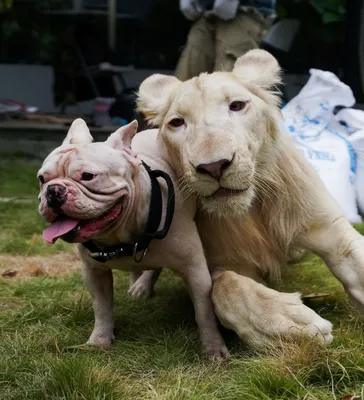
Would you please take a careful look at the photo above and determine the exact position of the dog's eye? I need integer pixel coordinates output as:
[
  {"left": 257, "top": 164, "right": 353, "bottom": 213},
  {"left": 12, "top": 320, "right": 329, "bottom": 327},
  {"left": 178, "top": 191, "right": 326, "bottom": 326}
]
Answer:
[
  {"left": 38, "top": 175, "right": 45, "bottom": 184},
  {"left": 168, "top": 118, "right": 185, "bottom": 128},
  {"left": 81, "top": 172, "right": 94, "bottom": 181},
  {"left": 229, "top": 101, "right": 247, "bottom": 112}
]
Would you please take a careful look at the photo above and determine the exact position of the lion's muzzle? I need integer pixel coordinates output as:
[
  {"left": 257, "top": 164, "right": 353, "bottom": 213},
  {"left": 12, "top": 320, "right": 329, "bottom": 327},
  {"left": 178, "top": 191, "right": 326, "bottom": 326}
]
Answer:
[{"left": 196, "top": 157, "right": 233, "bottom": 180}]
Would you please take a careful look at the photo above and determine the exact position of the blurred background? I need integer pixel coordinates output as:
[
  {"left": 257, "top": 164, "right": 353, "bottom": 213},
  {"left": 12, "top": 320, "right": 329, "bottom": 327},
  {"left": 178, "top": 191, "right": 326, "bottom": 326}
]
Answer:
[{"left": 0, "top": 0, "right": 361, "bottom": 157}]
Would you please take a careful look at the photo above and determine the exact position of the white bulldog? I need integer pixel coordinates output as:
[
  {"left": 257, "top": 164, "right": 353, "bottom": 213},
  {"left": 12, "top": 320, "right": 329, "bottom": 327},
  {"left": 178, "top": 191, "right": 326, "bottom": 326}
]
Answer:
[{"left": 37, "top": 118, "right": 228, "bottom": 358}]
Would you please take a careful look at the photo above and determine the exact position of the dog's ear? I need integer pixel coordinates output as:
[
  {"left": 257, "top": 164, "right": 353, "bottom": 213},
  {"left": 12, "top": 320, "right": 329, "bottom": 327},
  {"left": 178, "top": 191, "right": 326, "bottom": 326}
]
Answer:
[
  {"left": 137, "top": 74, "right": 180, "bottom": 126},
  {"left": 233, "top": 49, "right": 281, "bottom": 91},
  {"left": 62, "top": 118, "right": 94, "bottom": 145},
  {"left": 105, "top": 120, "right": 138, "bottom": 157}
]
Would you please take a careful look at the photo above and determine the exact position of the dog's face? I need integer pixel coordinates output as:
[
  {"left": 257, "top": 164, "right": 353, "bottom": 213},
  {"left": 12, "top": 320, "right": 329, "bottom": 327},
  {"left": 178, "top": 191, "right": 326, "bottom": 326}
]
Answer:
[
  {"left": 138, "top": 50, "right": 282, "bottom": 215},
  {"left": 38, "top": 119, "right": 140, "bottom": 243}
]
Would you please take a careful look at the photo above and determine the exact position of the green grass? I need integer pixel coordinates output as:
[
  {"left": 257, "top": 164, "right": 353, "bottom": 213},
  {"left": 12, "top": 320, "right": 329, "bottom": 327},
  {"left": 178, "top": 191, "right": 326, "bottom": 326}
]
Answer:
[
  {"left": 0, "top": 154, "right": 40, "bottom": 198},
  {"left": 0, "top": 201, "right": 72, "bottom": 255},
  {"left": 1, "top": 257, "right": 364, "bottom": 400},
  {"left": 0, "top": 156, "right": 364, "bottom": 399}
]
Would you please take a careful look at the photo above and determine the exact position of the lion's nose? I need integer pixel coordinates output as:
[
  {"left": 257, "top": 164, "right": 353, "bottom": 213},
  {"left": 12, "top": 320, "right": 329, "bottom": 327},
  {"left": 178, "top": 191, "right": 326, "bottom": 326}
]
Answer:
[
  {"left": 46, "top": 184, "right": 67, "bottom": 209},
  {"left": 196, "top": 158, "right": 232, "bottom": 179}
]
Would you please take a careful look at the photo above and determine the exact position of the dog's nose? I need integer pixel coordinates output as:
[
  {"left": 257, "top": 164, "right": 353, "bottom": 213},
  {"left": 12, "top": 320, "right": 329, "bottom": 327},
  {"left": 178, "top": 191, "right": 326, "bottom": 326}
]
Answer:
[
  {"left": 196, "top": 158, "right": 232, "bottom": 179},
  {"left": 46, "top": 184, "right": 67, "bottom": 209}
]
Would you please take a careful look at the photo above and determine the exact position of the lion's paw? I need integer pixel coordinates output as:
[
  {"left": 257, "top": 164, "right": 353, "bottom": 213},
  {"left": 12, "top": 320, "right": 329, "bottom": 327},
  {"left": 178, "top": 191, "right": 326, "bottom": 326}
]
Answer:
[
  {"left": 273, "top": 293, "right": 333, "bottom": 344},
  {"left": 212, "top": 272, "right": 333, "bottom": 349}
]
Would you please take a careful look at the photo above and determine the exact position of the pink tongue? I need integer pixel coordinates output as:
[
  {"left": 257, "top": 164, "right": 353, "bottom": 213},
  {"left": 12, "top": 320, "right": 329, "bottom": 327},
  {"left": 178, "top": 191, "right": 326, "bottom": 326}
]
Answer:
[{"left": 43, "top": 217, "right": 79, "bottom": 244}]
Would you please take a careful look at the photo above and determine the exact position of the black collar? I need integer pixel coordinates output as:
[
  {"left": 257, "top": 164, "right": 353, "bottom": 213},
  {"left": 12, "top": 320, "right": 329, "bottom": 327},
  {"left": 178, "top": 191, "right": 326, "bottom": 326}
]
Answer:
[{"left": 82, "top": 161, "right": 175, "bottom": 263}]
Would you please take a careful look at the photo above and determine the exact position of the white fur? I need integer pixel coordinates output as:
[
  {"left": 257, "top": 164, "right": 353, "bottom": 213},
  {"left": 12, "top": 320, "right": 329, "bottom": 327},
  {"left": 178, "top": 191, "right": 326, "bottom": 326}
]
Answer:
[
  {"left": 38, "top": 121, "right": 228, "bottom": 358},
  {"left": 137, "top": 49, "right": 364, "bottom": 347}
]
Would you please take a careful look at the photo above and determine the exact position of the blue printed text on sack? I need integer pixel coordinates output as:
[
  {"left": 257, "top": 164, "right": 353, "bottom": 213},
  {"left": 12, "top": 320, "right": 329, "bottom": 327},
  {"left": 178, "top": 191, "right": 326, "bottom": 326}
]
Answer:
[{"left": 297, "top": 148, "right": 336, "bottom": 162}]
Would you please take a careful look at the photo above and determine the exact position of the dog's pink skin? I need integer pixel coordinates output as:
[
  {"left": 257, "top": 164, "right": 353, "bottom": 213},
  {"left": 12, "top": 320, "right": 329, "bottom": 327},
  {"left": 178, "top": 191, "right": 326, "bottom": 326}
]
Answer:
[
  {"left": 37, "top": 119, "right": 228, "bottom": 358},
  {"left": 39, "top": 150, "right": 130, "bottom": 220}
]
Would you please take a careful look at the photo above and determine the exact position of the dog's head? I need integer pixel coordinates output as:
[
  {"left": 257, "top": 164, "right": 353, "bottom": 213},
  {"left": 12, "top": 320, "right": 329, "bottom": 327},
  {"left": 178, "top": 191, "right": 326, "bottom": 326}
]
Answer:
[
  {"left": 38, "top": 119, "right": 140, "bottom": 243},
  {"left": 138, "top": 49, "right": 282, "bottom": 215}
]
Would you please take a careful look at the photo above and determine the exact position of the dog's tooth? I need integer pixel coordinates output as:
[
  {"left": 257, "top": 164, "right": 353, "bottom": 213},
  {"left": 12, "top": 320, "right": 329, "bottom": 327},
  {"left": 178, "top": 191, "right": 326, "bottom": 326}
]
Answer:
[{"left": 77, "top": 226, "right": 81, "bottom": 231}]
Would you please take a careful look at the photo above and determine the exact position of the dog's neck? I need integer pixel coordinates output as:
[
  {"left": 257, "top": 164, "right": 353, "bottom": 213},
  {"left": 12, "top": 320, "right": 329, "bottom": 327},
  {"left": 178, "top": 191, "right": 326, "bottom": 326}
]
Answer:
[
  {"left": 123, "top": 163, "right": 152, "bottom": 240},
  {"left": 94, "top": 162, "right": 152, "bottom": 246}
]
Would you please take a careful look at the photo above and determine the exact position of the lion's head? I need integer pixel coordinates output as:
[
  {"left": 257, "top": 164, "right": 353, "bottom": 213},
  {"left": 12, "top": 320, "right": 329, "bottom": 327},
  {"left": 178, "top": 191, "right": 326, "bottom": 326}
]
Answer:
[{"left": 138, "top": 50, "right": 283, "bottom": 215}]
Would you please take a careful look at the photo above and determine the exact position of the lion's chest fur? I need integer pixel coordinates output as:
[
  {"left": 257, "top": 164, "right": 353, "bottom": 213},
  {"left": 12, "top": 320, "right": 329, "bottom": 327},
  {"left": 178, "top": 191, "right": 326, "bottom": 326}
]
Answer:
[{"left": 196, "top": 204, "right": 285, "bottom": 281}]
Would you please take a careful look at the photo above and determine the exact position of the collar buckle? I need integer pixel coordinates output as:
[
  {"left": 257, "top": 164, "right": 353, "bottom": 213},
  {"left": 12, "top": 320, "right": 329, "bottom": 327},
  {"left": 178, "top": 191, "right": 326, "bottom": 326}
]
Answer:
[{"left": 133, "top": 242, "right": 148, "bottom": 263}]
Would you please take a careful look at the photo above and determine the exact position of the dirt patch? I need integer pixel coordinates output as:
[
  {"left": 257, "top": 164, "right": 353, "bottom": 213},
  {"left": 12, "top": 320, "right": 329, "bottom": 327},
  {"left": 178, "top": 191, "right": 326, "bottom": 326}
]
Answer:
[
  {"left": 0, "top": 251, "right": 81, "bottom": 280},
  {"left": 0, "top": 298, "right": 24, "bottom": 311}
]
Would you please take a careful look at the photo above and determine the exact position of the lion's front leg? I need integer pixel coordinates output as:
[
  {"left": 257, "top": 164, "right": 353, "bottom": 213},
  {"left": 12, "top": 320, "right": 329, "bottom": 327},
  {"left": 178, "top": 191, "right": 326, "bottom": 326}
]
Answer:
[
  {"left": 212, "top": 270, "right": 333, "bottom": 347},
  {"left": 304, "top": 217, "right": 364, "bottom": 314}
]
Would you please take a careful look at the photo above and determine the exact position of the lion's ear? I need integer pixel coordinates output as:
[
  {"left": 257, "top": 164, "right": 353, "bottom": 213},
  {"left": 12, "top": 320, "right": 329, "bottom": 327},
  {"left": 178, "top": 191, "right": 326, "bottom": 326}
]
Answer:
[
  {"left": 137, "top": 74, "right": 181, "bottom": 126},
  {"left": 233, "top": 49, "right": 281, "bottom": 90}
]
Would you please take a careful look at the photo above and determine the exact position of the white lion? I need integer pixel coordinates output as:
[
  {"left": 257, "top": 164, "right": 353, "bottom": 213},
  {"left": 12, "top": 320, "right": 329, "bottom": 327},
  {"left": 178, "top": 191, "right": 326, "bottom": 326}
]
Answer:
[{"left": 136, "top": 49, "right": 364, "bottom": 348}]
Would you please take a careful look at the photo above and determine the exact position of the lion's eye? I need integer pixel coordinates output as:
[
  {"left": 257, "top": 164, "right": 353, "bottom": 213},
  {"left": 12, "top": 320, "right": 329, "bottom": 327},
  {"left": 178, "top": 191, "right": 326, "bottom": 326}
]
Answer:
[
  {"left": 169, "top": 118, "right": 185, "bottom": 128},
  {"left": 81, "top": 172, "right": 94, "bottom": 181},
  {"left": 229, "top": 101, "right": 247, "bottom": 112},
  {"left": 38, "top": 175, "right": 45, "bottom": 184}
]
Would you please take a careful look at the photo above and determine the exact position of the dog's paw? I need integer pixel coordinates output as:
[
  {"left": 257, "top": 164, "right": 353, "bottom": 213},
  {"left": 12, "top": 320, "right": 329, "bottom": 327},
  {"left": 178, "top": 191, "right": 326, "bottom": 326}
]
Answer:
[
  {"left": 86, "top": 331, "right": 115, "bottom": 347},
  {"left": 202, "top": 334, "right": 230, "bottom": 360},
  {"left": 128, "top": 279, "right": 154, "bottom": 298},
  {"left": 204, "top": 342, "right": 230, "bottom": 360}
]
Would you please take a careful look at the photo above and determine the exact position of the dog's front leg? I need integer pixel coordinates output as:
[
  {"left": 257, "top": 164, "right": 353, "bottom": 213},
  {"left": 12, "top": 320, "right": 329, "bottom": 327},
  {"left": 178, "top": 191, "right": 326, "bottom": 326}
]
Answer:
[
  {"left": 183, "top": 266, "right": 229, "bottom": 359},
  {"left": 82, "top": 262, "right": 115, "bottom": 346}
]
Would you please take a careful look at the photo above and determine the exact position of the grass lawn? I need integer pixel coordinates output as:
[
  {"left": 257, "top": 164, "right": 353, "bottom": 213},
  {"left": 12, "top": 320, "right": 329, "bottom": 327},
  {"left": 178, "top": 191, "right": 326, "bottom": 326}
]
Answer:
[
  {"left": 0, "top": 153, "right": 41, "bottom": 198},
  {"left": 0, "top": 155, "right": 364, "bottom": 399}
]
